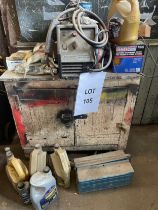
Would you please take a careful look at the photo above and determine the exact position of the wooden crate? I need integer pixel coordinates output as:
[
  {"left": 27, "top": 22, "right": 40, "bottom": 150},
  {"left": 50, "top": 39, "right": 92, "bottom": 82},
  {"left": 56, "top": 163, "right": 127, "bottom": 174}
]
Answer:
[{"left": 0, "top": 71, "right": 140, "bottom": 154}]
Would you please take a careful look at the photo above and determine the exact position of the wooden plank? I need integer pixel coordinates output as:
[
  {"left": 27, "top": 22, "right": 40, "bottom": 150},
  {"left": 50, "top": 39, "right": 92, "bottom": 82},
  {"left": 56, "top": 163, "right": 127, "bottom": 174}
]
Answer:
[
  {"left": 141, "top": 55, "right": 158, "bottom": 124},
  {"left": 75, "top": 87, "right": 128, "bottom": 147},
  {"left": 74, "top": 150, "right": 130, "bottom": 168},
  {"left": 0, "top": 10, "right": 8, "bottom": 57},
  {"left": 132, "top": 45, "right": 158, "bottom": 124},
  {"left": 0, "top": 0, "right": 20, "bottom": 52},
  {"left": 77, "top": 161, "right": 134, "bottom": 181},
  {"left": 23, "top": 144, "right": 118, "bottom": 157},
  {"left": 0, "top": 70, "right": 140, "bottom": 83},
  {"left": 119, "top": 88, "right": 137, "bottom": 149}
]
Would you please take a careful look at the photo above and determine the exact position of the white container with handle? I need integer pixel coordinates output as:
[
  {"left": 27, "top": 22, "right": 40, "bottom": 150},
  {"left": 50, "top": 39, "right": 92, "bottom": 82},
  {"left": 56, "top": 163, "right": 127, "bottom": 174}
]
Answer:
[{"left": 30, "top": 166, "right": 57, "bottom": 210}]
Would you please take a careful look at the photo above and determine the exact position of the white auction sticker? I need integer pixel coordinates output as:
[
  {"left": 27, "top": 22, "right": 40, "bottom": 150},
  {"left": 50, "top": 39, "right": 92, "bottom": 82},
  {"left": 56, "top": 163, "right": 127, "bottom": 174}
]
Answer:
[{"left": 74, "top": 72, "right": 106, "bottom": 116}]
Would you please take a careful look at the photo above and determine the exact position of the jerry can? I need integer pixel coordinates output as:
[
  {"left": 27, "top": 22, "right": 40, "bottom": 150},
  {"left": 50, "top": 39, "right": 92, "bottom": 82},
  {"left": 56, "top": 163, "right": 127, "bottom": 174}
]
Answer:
[
  {"left": 50, "top": 144, "right": 71, "bottom": 188},
  {"left": 30, "top": 166, "right": 57, "bottom": 210},
  {"left": 5, "top": 147, "right": 29, "bottom": 190},
  {"left": 29, "top": 144, "right": 46, "bottom": 176},
  {"left": 108, "top": 0, "right": 140, "bottom": 44}
]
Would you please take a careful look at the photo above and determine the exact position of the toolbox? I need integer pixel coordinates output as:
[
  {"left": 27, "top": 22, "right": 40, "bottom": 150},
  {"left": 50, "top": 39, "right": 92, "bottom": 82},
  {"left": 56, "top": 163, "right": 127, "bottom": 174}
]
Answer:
[{"left": 74, "top": 150, "right": 134, "bottom": 193}]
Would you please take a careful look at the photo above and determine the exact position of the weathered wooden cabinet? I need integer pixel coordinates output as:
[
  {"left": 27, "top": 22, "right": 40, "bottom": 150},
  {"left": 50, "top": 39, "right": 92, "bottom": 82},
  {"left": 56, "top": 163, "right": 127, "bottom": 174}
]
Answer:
[{"left": 1, "top": 71, "right": 140, "bottom": 154}]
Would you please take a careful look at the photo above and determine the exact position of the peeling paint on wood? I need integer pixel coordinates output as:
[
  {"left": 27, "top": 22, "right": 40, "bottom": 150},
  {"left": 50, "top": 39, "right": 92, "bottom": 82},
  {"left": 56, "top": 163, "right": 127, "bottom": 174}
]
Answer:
[
  {"left": 9, "top": 98, "right": 26, "bottom": 145},
  {"left": 2, "top": 71, "right": 140, "bottom": 151}
]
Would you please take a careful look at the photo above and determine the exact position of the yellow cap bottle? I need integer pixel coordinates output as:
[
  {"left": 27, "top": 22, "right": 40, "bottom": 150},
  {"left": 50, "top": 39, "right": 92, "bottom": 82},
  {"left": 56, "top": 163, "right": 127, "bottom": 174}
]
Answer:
[{"left": 108, "top": 0, "right": 140, "bottom": 45}]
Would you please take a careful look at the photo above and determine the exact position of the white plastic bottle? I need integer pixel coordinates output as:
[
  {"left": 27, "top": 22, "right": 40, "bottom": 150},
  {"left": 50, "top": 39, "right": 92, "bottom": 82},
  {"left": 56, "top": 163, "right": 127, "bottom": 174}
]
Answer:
[
  {"left": 30, "top": 166, "right": 57, "bottom": 210},
  {"left": 29, "top": 144, "right": 46, "bottom": 176}
]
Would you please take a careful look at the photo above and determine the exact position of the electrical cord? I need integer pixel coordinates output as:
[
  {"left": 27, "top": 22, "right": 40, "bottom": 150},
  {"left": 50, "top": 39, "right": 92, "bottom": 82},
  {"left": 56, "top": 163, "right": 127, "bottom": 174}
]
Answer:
[
  {"left": 72, "top": 8, "right": 109, "bottom": 48},
  {"left": 89, "top": 44, "right": 112, "bottom": 72},
  {"left": 72, "top": 8, "right": 112, "bottom": 71}
]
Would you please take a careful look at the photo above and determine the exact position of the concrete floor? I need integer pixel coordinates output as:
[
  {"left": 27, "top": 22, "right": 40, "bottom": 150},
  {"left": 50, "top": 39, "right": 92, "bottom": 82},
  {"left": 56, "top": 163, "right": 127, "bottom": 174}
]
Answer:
[{"left": 0, "top": 125, "right": 158, "bottom": 210}]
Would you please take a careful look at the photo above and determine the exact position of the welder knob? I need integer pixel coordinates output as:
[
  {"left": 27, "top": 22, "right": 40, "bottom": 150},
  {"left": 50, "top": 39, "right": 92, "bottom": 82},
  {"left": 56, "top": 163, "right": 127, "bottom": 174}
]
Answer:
[
  {"left": 62, "top": 43, "right": 67, "bottom": 50},
  {"left": 71, "top": 32, "right": 77, "bottom": 37},
  {"left": 72, "top": 41, "right": 78, "bottom": 49}
]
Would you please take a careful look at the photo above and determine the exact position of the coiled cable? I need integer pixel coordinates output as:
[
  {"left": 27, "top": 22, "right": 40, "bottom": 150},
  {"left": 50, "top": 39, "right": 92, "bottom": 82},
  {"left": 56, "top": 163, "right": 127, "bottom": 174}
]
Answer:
[{"left": 72, "top": 8, "right": 109, "bottom": 48}]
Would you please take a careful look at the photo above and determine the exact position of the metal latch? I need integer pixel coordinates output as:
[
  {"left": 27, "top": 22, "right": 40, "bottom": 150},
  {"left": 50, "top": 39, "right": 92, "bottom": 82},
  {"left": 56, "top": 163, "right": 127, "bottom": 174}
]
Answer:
[{"left": 57, "top": 109, "right": 87, "bottom": 128}]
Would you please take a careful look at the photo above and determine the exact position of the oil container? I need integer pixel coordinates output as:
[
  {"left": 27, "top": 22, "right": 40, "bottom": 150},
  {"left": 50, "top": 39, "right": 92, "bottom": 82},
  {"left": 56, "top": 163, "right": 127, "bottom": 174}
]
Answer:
[
  {"left": 30, "top": 166, "right": 57, "bottom": 210},
  {"left": 5, "top": 147, "right": 29, "bottom": 190},
  {"left": 108, "top": 0, "right": 140, "bottom": 44},
  {"left": 50, "top": 144, "right": 71, "bottom": 188},
  {"left": 17, "top": 181, "right": 31, "bottom": 204},
  {"left": 29, "top": 144, "right": 46, "bottom": 176}
]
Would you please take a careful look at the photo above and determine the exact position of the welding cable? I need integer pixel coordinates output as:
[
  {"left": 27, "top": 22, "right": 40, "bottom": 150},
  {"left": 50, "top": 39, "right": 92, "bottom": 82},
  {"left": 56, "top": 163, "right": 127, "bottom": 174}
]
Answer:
[
  {"left": 72, "top": 8, "right": 108, "bottom": 48},
  {"left": 89, "top": 44, "right": 112, "bottom": 72},
  {"left": 71, "top": 8, "right": 112, "bottom": 70}
]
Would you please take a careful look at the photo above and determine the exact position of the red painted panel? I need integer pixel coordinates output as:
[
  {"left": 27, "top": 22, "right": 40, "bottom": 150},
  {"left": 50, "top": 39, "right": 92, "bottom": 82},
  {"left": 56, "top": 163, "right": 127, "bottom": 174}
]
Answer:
[
  {"left": 124, "top": 107, "right": 134, "bottom": 125},
  {"left": 27, "top": 98, "right": 69, "bottom": 107},
  {"left": 12, "top": 105, "right": 26, "bottom": 146}
]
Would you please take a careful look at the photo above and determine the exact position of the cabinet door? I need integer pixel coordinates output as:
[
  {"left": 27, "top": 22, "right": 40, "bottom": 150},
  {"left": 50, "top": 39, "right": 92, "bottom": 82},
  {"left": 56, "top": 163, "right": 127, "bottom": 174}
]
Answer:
[
  {"left": 75, "top": 87, "right": 135, "bottom": 148},
  {"left": 16, "top": 88, "right": 75, "bottom": 147}
]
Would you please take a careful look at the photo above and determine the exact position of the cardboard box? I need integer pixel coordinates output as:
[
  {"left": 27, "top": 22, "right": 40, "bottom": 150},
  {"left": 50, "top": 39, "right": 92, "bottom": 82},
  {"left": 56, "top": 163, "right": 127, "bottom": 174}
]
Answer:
[
  {"left": 6, "top": 59, "right": 23, "bottom": 71},
  {"left": 112, "top": 45, "right": 145, "bottom": 73}
]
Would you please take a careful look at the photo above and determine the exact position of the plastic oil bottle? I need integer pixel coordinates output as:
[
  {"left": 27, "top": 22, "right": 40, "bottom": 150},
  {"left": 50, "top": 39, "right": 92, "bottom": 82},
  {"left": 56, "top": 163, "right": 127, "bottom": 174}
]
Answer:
[
  {"left": 29, "top": 144, "right": 46, "bottom": 176},
  {"left": 5, "top": 147, "right": 29, "bottom": 190},
  {"left": 50, "top": 144, "right": 71, "bottom": 188},
  {"left": 17, "top": 181, "right": 31, "bottom": 205},
  {"left": 108, "top": 0, "right": 140, "bottom": 44},
  {"left": 30, "top": 166, "right": 57, "bottom": 210}
]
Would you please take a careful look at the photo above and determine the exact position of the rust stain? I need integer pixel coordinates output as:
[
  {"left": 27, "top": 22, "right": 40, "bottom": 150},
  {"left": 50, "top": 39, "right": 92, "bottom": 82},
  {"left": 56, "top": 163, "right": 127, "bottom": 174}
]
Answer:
[{"left": 124, "top": 107, "right": 133, "bottom": 125}]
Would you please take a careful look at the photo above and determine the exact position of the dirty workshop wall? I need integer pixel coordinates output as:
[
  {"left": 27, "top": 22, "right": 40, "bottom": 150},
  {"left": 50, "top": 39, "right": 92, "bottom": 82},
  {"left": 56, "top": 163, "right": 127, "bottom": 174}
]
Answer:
[{"left": 14, "top": 0, "right": 158, "bottom": 42}]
